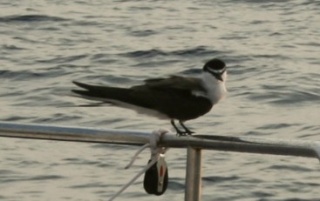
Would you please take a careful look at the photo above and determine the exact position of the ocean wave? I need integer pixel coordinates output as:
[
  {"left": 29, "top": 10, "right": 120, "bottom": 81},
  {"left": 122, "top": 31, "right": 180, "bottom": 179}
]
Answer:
[
  {"left": 36, "top": 54, "right": 88, "bottom": 64},
  {"left": 120, "top": 46, "right": 224, "bottom": 58},
  {"left": 247, "top": 89, "right": 320, "bottom": 106},
  {"left": 0, "top": 14, "right": 68, "bottom": 23}
]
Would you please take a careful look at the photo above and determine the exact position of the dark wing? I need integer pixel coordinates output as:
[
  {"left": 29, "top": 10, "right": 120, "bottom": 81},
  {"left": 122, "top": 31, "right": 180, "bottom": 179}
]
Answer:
[
  {"left": 72, "top": 81, "right": 133, "bottom": 103},
  {"left": 72, "top": 78, "right": 212, "bottom": 121},
  {"left": 131, "top": 76, "right": 212, "bottom": 120}
]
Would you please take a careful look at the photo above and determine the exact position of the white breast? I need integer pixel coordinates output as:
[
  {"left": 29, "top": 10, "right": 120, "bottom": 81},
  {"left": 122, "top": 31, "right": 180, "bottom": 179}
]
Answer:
[{"left": 193, "top": 71, "right": 227, "bottom": 104}]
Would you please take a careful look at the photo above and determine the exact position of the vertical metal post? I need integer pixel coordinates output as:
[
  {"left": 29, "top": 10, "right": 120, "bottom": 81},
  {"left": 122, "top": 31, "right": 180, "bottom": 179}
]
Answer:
[{"left": 185, "top": 147, "right": 202, "bottom": 201}]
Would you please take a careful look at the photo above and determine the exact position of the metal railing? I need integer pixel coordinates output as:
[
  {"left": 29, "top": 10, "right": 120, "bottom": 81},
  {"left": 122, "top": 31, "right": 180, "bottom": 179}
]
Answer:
[{"left": 0, "top": 121, "right": 319, "bottom": 201}]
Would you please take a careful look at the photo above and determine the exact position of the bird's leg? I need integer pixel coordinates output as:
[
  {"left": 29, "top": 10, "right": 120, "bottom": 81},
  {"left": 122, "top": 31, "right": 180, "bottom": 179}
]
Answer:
[
  {"left": 171, "top": 120, "right": 185, "bottom": 136},
  {"left": 179, "top": 121, "right": 194, "bottom": 135}
]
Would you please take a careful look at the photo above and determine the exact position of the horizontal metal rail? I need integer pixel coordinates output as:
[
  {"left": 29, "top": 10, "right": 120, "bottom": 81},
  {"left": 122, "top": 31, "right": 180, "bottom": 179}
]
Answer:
[
  {"left": 0, "top": 121, "right": 319, "bottom": 160},
  {"left": 1, "top": 121, "right": 319, "bottom": 201}
]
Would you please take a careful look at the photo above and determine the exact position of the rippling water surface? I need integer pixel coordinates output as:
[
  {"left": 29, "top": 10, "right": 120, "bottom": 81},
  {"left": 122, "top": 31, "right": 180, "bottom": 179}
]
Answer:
[{"left": 1, "top": 0, "right": 319, "bottom": 200}]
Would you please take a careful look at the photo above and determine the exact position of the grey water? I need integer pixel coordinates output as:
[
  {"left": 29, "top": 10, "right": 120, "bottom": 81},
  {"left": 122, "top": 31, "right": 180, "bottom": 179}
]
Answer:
[{"left": 0, "top": 0, "right": 320, "bottom": 200}]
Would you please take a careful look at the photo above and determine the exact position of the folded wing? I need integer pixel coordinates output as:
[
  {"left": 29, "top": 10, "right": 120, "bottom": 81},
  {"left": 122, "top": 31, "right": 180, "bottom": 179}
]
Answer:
[{"left": 72, "top": 77, "right": 212, "bottom": 121}]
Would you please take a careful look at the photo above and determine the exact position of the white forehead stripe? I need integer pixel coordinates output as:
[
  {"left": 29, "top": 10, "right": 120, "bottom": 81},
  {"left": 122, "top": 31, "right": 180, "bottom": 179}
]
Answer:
[{"left": 208, "top": 68, "right": 226, "bottom": 74}]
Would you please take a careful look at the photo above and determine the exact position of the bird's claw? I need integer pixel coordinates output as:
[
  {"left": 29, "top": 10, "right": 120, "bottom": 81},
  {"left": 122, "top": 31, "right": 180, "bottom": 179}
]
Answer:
[{"left": 176, "top": 130, "right": 194, "bottom": 137}]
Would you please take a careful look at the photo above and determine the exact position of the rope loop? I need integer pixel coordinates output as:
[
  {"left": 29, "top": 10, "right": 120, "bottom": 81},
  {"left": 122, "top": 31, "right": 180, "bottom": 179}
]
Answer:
[{"left": 109, "top": 129, "right": 170, "bottom": 201}]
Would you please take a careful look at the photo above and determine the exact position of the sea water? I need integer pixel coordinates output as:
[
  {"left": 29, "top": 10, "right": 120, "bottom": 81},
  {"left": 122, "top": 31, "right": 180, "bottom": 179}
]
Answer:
[{"left": 0, "top": 0, "right": 319, "bottom": 200}]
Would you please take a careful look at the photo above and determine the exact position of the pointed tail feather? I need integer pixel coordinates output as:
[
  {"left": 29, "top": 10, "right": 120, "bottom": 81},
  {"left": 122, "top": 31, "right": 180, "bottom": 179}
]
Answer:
[
  {"left": 73, "top": 81, "right": 105, "bottom": 91},
  {"left": 72, "top": 81, "right": 131, "bottom": 102},
  {"left": 72, "top": 81, "right": 157, "bottom": 110}
]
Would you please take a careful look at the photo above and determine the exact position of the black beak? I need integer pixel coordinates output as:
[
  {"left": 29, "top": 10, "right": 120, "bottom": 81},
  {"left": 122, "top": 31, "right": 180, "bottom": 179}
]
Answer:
[{"left": 213, "top": 73, "right": 223, "bottom": 81}]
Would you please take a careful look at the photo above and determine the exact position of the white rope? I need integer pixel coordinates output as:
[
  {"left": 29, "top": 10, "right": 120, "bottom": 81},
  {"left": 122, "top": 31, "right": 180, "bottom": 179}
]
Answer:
[
  {"left": 108, "top": 129, "right": 170, "bottom": 201},
  {"left": 124, "top": 144, "right": 150, "bottom": 169}
]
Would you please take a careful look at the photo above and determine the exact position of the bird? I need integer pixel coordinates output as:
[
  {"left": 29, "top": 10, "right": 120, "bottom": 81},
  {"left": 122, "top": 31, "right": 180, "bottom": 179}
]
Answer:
[{"left": 72, "top": 58, "right": 227, "bottom": 136}]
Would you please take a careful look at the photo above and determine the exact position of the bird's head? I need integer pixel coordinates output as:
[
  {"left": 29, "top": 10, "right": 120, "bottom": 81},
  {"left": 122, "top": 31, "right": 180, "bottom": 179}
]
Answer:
[{"left": 203, "top": 58, "right": 226, "bottom": 82}]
